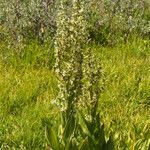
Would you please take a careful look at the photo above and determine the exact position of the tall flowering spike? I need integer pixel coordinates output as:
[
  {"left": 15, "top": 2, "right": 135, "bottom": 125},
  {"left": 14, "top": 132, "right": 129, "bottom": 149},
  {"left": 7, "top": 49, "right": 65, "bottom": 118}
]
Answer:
[
  {"left": 81, "top": 47, "right": 102, "bottom": 120},
  {"left": 54, "top": 0, "right": 89, "bottom": 121}
]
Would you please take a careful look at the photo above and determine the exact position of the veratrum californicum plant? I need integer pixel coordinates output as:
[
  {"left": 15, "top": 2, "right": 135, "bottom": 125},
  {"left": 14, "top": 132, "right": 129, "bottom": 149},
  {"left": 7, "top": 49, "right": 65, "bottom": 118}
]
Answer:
[
  {"left": 54, "top": 0, "right": 88, "bottom": 121},
  {"left": 49, "top": 0, "right": 114, "bottom": 149}
]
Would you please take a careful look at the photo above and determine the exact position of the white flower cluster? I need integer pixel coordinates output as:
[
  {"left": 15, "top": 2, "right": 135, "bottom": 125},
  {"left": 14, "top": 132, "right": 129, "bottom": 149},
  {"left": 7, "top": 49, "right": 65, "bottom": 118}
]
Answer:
[
  {"left": 54, "top": 0, "right": 101, "bottom": 121},
  {"left": 54, "top": 0, "right": 89, "bottom": 119}
]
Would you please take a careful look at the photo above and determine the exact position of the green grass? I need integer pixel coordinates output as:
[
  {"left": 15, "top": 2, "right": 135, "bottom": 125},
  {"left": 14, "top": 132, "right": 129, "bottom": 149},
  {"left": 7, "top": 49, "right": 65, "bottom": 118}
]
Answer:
[
  {"left": 0, "top": 67, "right": 58, "bottom": 149},
  {"left": 0, "top": 38, "right": 150, "bottom": 149},
  {"left": 94, "top": 38, "right": 150, "bottom": 149}
]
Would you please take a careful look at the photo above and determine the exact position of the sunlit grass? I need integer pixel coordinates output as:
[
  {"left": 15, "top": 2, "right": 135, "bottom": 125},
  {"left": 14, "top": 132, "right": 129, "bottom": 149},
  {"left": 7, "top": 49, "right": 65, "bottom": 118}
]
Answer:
[{"left": 0, "top": 38, "right": 149, "bottom": 149}]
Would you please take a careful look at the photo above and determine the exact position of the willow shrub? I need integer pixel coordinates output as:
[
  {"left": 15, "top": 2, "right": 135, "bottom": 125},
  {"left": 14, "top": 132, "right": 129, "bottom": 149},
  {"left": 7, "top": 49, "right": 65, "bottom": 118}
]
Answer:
[
  {"left": 0, "top": 0, "right": 57, "bottom": 42},
  {"left": 87, "top": 0, "right": 150, "bottom": 45},
  {"left": 1, "top": 0, "right": 149, "bottom": 45}
]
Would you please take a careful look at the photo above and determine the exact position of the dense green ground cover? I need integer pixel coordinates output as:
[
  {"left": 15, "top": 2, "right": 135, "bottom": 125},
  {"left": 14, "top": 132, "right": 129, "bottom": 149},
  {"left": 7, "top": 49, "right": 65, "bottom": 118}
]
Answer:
[{"left": 0, "top": 38, "right": 150, "bottom": 149}]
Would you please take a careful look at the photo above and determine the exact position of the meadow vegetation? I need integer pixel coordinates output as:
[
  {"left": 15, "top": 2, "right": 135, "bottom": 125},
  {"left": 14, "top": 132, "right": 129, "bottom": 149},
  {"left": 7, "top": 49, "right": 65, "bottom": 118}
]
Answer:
[{"left": 0, "top": 0, "right": 150, "bottom": 149}]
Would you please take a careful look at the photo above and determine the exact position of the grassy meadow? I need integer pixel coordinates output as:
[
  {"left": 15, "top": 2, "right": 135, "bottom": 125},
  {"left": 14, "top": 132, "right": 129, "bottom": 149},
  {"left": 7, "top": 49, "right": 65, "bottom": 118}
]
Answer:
[{"left": 0, "top": 37, "right": 149, "bottom": 149}]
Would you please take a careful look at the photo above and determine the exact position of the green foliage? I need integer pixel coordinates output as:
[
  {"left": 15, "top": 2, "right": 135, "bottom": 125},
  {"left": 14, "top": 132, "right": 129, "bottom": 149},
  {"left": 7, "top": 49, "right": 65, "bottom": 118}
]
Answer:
[
  {"left": 45, "top": 112, "right": 114, "bottom": 150},
  {"left": 0, "top": 38, "right": 150, "bottom": 149}
]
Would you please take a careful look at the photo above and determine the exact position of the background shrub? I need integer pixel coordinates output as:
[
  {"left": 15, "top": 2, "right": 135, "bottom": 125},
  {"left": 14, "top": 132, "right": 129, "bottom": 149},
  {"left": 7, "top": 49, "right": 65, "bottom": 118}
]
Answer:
[{"left": 0, "top": 0, "right": 149, "bottom": 45}]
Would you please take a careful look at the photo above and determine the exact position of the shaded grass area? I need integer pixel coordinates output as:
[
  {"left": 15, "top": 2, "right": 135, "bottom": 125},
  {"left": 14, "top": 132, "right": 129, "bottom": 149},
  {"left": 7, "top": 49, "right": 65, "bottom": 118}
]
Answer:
[
  {"left": 0, "top": 67, "right": 58, "bottom": 149},
  {"left": 0, "top": 38, "right": 150, "bottom": 149}
]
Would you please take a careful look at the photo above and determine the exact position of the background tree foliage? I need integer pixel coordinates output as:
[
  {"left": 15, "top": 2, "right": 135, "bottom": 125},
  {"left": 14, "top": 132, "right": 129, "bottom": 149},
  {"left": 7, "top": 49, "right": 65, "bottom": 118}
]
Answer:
[{"left": 0, "top": 0, "right": 150, "bottom": 44}]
